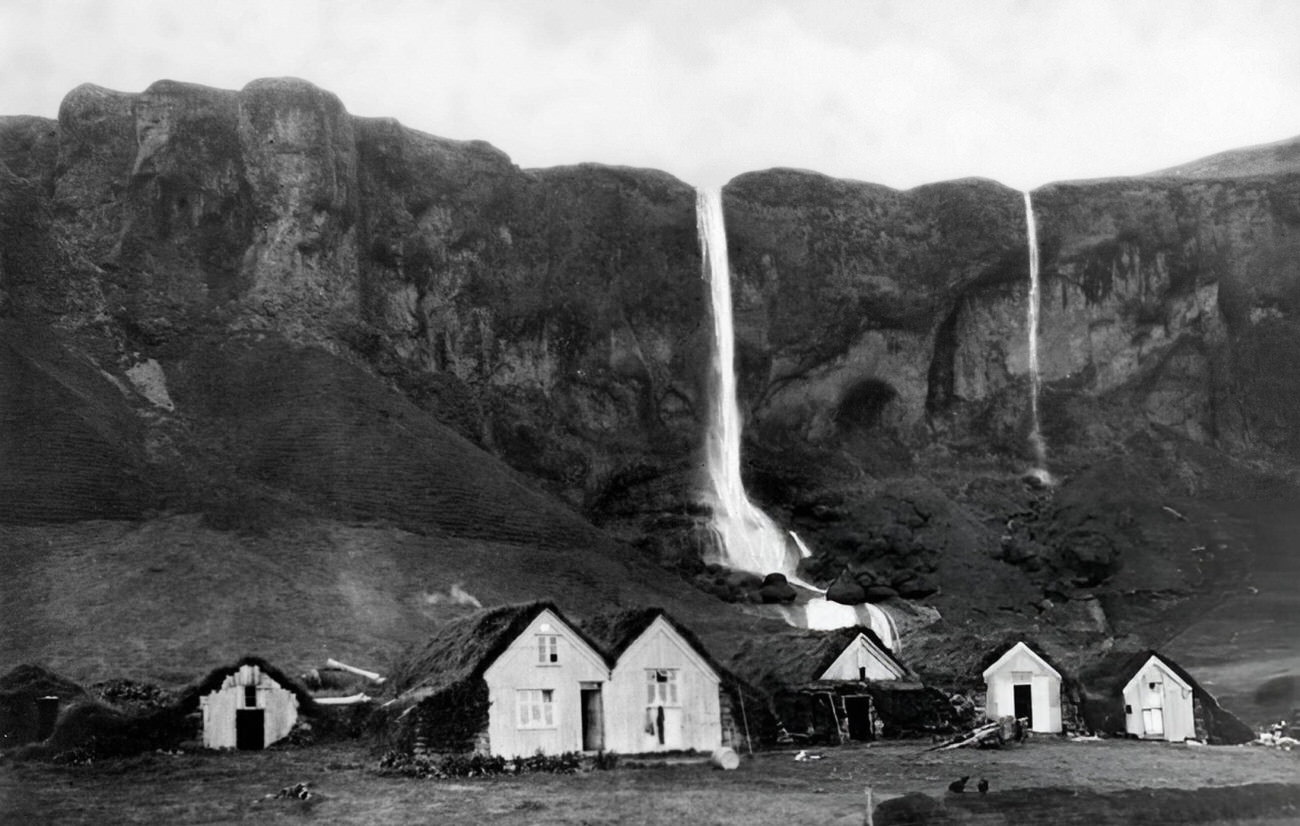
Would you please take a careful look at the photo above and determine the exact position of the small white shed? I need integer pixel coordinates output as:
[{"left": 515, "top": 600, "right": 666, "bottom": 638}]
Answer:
[
  {"left": 1122, "top": 653, "right": 1197, "bottom": 741},
  {"left": 982, "top": 641, "right": 1063, "bottom": 733},
  {"left": 197, "top": 659, "right": 302, "bottom": 750}
]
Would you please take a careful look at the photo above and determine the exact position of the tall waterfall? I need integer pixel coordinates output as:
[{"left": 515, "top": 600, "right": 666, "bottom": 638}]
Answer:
[
  {"left": 696, "top": 187, "right": 898, "bottom": 649},
  {"left": 697, "top": 187, "right": 798, "bottom": 577},
  {"left": 1024, "top": 191, "right": 1048, "bottom": 471}
]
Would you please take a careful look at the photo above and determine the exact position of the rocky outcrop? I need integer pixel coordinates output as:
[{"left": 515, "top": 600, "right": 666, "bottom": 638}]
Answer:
[
  {"left": 0, "top": 78, "right": 709, "bottom": 531},
  {"left": 722, "top": 168, "right": 1300, "bottom": 466},
  {"left": 714, "top": 166, "right": 1300, "bottom": 630}
]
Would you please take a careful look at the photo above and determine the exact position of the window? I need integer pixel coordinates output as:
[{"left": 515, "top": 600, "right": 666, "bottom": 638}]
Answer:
[
  {"left": 1011, "top": 671, "right": 1033, "bottom": 684},
  {"left": 243, "top": 685, "right": 257, "bottom": 708},
  {"left": 646, "top": 670, "right": 679, "bottom": 705},
  {"left": 517, "top": 689, "right": 555, "bottom": 728},
  {"left": 537, "top": 635, "right": 559, "bottom": 664}
]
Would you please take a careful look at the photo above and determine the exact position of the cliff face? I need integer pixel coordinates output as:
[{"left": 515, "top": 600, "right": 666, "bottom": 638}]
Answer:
[
  {"left": 1, "top": 79, "right": 709, "bottom": 533},
  {"left": 3, "top": 77, "right": 1300, "bottom": 685},
  {"left": 724, "top": 169, "right": 1300, "bottom": 462},
  {"left": 719, "top": 167, "right": 1300, "bottom": 631}
]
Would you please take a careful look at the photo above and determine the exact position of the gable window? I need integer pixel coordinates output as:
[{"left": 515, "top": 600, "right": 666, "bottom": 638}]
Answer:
[
  {"left": 517, "top": 689, "right": 555, "bottom": 728},
  {"left": 646, "top": 669, "right": 679, "bottom": 705},
  {"left": 243, "top": 685, "right": 257, "bottom": 707},
  {"left": 1011, "top": 671, "right": 1033, "bottom": 684},
  {"left": 537, "top": 635, "right": 559, "bottom": 664}
]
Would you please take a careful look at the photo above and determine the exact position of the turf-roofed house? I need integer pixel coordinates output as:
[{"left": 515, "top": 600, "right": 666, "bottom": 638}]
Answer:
[
  {"left": 193, "top": 657, "right": 316, "bottom": 750},
  {"left": 730, "top": 626, "right": 951, "bottom": 743},
  {"left": 581, "top": 608, "right": 731, "bottom": 753},
  {"left": 382, "top": 603, "right": 611, "bottom": 758},
  {"left": 1077, "top": 650, "right": 1254, "bottom": 745}
]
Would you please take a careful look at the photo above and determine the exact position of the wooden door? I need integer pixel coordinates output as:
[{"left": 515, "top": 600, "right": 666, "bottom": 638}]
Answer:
[
  {"left": 1142, "top": 680, "right": 1165, "bottom": 736},
  {"left": 581, "top": 687, "right": 604, "bottom": 751}
]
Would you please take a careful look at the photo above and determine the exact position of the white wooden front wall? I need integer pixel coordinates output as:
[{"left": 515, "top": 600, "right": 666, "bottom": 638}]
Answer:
[
  {"left": 1122, "top": 657, "right": 1196, "bottom": 741},
  {"left": 482, "top": 610, "right": 609, "bottom": 758},
  {"left": 983, "top": 647, "right": 1062, "bottom": 733},
  {"left": 818, "top": 634, "right": 906, "bottom": 681},
  {"left": 604, "top": 617, "right": 722, "bottom": 753},
  {"left": 199, "top": 664, "right": 299, "bottom": 749}
]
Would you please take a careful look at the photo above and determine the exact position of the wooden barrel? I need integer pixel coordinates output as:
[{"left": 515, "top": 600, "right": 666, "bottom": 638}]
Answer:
[{"left": 710, "top": 747, "right": 740, "bottom": 770}]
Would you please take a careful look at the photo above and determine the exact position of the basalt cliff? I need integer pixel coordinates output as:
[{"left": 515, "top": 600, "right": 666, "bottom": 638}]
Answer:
[{"left": 3, "top": 78, "right": 1299, "bottom": 715}]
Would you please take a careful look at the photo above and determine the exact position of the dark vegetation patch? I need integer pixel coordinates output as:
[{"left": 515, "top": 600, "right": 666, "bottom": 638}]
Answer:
[
  {"left": 375, "top": 749, "right": 587, "bottom": 778},
  {"left": 876, "top": 782, "right": 1300, "bottom": 826}
]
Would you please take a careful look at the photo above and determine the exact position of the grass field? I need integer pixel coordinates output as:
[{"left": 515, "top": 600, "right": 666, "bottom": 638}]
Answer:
[{"left": 3, "top": 737, "right": 1298, "bottom": 825}]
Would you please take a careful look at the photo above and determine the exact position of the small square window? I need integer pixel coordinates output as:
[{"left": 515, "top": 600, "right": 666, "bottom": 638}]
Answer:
[{"left": 538, "top": 635, "right": 558, "bottom": 664}]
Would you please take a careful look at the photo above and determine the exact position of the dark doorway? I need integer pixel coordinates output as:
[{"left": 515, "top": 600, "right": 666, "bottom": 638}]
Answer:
[
  {"left": 1013, "top": 684, "right": 1033, "bottom": 727},
  {"left": 35, "top": 696, "right": 60, "bottom": 741},
  {"left": 236, "top": 708, "right": 265, "bottom": 750},
  {"left": 580, "top": 686, "right": 604, "bottom": 751},
  {"left": 843, "top": 695, "right": 874, "bottom": 741}
]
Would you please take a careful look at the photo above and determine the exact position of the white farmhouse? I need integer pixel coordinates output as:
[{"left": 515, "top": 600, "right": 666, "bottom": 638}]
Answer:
[
  {"left": 587, "top": 609, "right": 726, "bottom": 754},
  {"left": 384, "top": 602, "right": 610, "bottom": 758}
]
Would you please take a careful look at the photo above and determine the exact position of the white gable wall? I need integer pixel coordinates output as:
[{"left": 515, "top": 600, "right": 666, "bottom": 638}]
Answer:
[
  {"left": 482, "top": 609, "right": 608, "bottom": 758},
  {"left": 818, "top": 633, "right": 906, "bottom": 681},
  {"left": 199, "top": 664, "right": 299, "bottom": 749},
  {"left": 605, "top": 617, "right": 722, "bottom": 754},
  {"left": 1122, "top": 656, "right": 1196, "bottom": 741},
  {"left": 982, "top": 643, "right": 1062, "bottom": 733}
]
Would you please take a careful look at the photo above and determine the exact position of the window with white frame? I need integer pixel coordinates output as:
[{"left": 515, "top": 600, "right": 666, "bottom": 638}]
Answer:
[
  {"left": 517, "top": 689, "right": 555, "bottom": 728},
  {"left": 537, "top": 634, "right": 559, "bottom": 664},
  {"left": 646, "top": 669, "right": 679, "bottom": 705}
]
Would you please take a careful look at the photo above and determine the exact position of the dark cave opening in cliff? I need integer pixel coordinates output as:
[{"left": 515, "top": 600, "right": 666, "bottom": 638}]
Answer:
[{"left": 836, "top": 378, "right": 899, "bottom": 432}]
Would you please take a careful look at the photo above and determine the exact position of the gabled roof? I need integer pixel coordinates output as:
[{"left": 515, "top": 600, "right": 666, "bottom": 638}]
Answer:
[
  {"left": 388, "top": 601, "right": 610, "bottom": 699},
  {"left": 581, "top": 608, "right": 723, "bottom": 679},
  {"left": 1121, "top": 652, "right": 1193, "bottom": 694},
  {"left": 176, "top": 655, "right": 318, "bottom": 715},
  {"left": 729, "top": 625, "right": 912, "bottom": 696},
  {"left": 980, "top": 640, "right": 1062, "bottom": 681},
  {"left": 816, "top": 631, "right": 909, "bottom": 680},
  {"left": 1080, "top": 649, "right": 1203, "bottom": 700},
  {"left": 1076, "top": 648, "right": 1254, "bottom": 744}
]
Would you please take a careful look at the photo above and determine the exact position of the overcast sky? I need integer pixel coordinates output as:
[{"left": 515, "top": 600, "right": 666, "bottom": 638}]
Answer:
[{"left": 3, "top": 0, "right": 1298, "bottom": 190}]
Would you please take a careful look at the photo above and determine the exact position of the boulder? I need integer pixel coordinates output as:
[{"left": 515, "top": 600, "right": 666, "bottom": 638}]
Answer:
[
  {"left": 826, "top": 573, "right": 867, "bottom": 605},
  {"left": 758, "top": 573, "right": 798, "bottom": 604}
]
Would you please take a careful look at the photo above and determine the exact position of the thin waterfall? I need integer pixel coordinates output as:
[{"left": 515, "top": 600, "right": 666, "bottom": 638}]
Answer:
[
  {"left": 696, "top": 186, "right": 898, "bottom": 649},
  {"left": 1024, "top": 191, "right": 1048, "bottom": 470}
]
